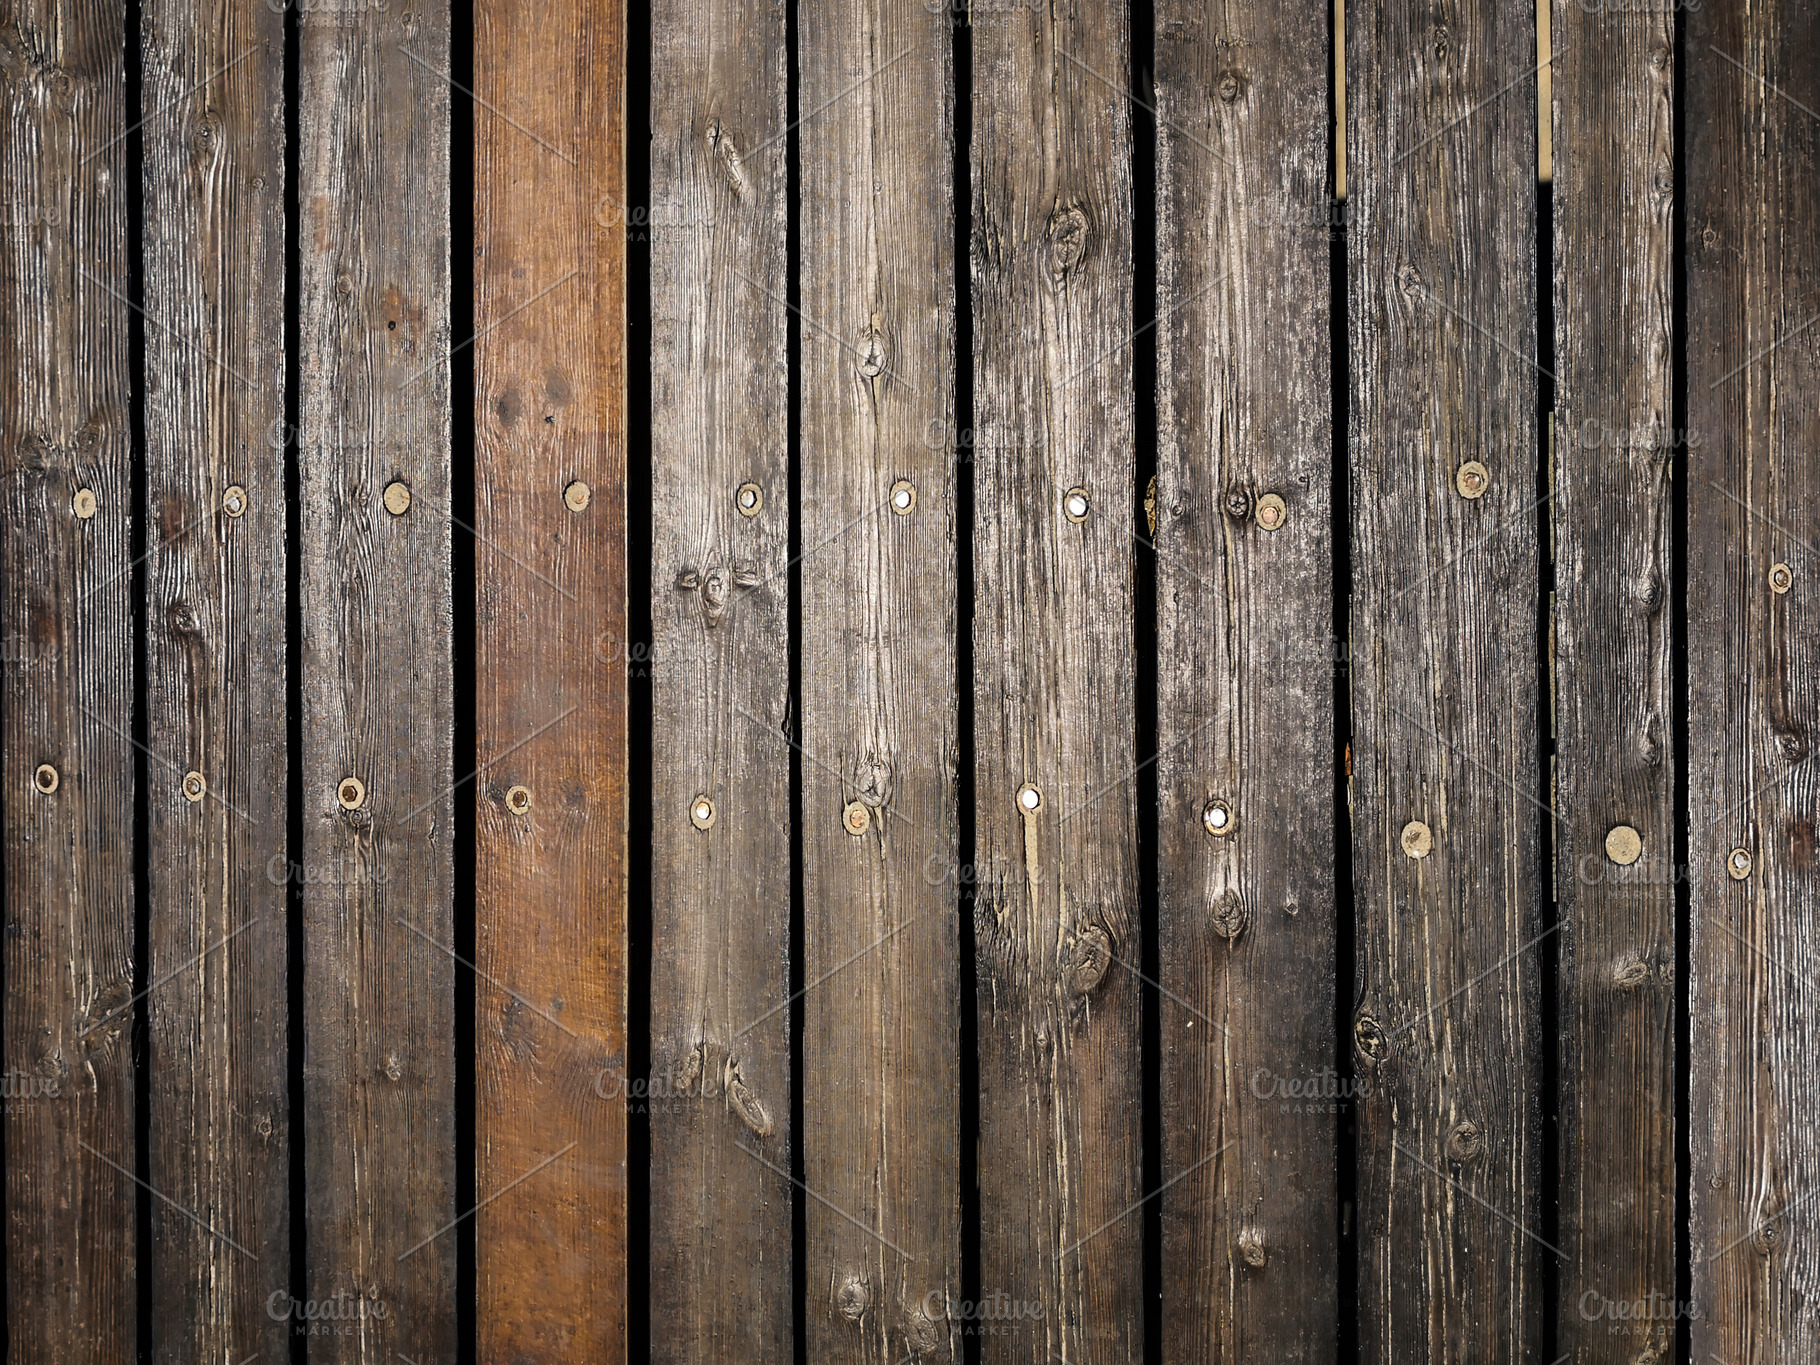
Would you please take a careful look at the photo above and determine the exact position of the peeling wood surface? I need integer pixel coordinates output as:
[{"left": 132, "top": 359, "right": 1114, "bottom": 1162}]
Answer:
[
  {"left": 970, "top": 2, "right": 1141, "bottom": 1357},
  {"left": 798, "top": 1, "right": 959, "bottom": 1358},
  {"left": 1154, "top": 1, "right": 1337, "bottom": 1358},
  {"left": 141, "top": 0, "right": 290, "bottom": 1359},
  {"left": 647, "top": 0, "right": 794, "bottom": 1356},
  {"left": 1549, "top": 3, "right": 1676, "bottom": 1356},
  {"left": 0, "top": 2, "right": 137, "bottom": 1358},
  {"left": 1347, "top": 1, "right": 1542, "bottom": 1359},
  {"left": 298, "top": 6, "right": 457, "bottom": 1358},
  {"left": 1688, "top": 5, "right": 1820, "bottom": 1360}
]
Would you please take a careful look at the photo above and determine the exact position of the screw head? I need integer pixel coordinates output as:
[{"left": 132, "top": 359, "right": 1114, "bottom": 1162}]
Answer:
[
  {"left": 690, "top": 796, "right": 717, "bottom": 831},
  {"left": 1016, "top": 784, "right": 1043, "bottom": 813},
  {"left": 383, "top": 481, "right": 412, "bottom": 515},
  {"left": 1401, "top": 820, "right": 1433, "bottom": 858},
  {"left": 843, "top": 801, "right": 871, "bottom": 836},
  {"left": 1255, "top": 493, "right": 1287, "bottom": 531},
  {"left": 223, "top": 485, "right": 247, "bottom": 518},
  {"left": 33, "top": 764, "right": 59, "bottom": 794},
  {"left": 1063, "top": 487, "right": 1091, "bottom": 523},
  {"left": 1727, "top": 846, "right": 1753, "bottom": 880},
  {"left": 1202, "top": 798, "right": 1237, "bottom": 838},
  {"left": 889, "top": 479, "right": 917, "bottom": 515},
  {"left": 563, "top": 481, "right": 591, "bottom": 513},
  {"left": 505, "top": 784, "right": 532, "bottom": 815},
  {"left": 182, "top": 771, "right": 206, "bottom": 803},
  {"left": 1770, "top": 562, "right": 1793, "bottom": 595},
  {"left": 1456, "top": 462, "right": 1489, "bottom": 499},
  {"left": 337, "top": 777, "right": 366, "bottom": 811},
  {"left": 73, "top": 488, "right": 97, "bottom": 520},
  {"left": 735, "top": 483, "right": 763, "bottom": 518},
  {"left": 1605, "top": 824, "right": 1642, "bottom": 866}
]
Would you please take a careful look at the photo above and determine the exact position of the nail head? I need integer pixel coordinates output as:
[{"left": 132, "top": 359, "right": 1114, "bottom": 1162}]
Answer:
[
  {"left": 182, "top": 770, "right": 206, "bottom": 803},
  {"left": 889, "top": 479, "right": 917, "bottom": 515},
  {"left": 1063, "top": 487, "right": 1091, "bottom": 523},
  {"left": 1770, "top": 562, "right": 1793, "bottom": 595},
  {"left": 383, "top": 481, "right": 412, "bottom": 516},
  {"left": 73, "top": 488, "right": 97, "bottom": 520},
  {"left": 1202, "top": 798, "right": 1237, "bottom": 838},
  {"left": 505, "top": 784, "right": 532, "bottom": 815},
  {"left": 564, "top": 481, "right": 591, "bottom": 513},
  {"left": 842, "top": 801, "right": 871, "bottom": 835},
  {"left": 1727, "top": 846, "right": 1753, "bottom": 880},
  {"left": 1605, "top": 824, "right": 1642, "bottom": 866},
  {"left": 1016, "top": 784, "right": 1043, "bottom": 813},
  {"left": 1401, "top": 820, "right": 1433, "bottom": 858},
  {"left": 337, "top": 776, "right": 366, "bottom": 811},
  {"left": 1456, "top": 462, "right": 1489, "bottom": 500},
  {"left": 223, "top": 485, "right": 247, "bottom": 518},
  {"left": 33, "top": 764, "right": 59, "bottom": 794},
  {"left": 690, "top": 795, "right": 717, "bottom": 830},
  {"left": 1255, "top": 493, "right": 1287, "bottom": 531}
]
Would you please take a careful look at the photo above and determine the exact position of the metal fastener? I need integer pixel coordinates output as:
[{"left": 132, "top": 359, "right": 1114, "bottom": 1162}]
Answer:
[
  {"left": 1063, "top": 487, "right": 1091, "bottom": 523},
  {"left": 889, "top": 480, "right": 917, "bottom": 515},
  {"left": 843, "top": 801, "right": 871, "bottom": 835},
  {"left": 73, "top": 488, "right": 97, "bottom": 520},
  {"left": 1016, "top": 784, "right": 1043, "bottom": 814},
  {"left": 735, "top": 483, "right": 763, "bottom": 517},
  {"left": 1456, "top": 462, "right": 1489, "bottom": 499},
  {"left": 1770, "top": 562, "right": 1793, "bottom": 595},
  {"left": 33, "top": 764, "right": 59, "bottom": 795},
  {"left": 1202, "top": 798, "right": 1237, "bottom": 838},
  {"left": 564, "top": 481, "right": 591, "bottom": 513},
  {"left": 383, "top": 481, "right": 412, "bottom": 516},
  {"left": 1255, "top": 493, "right": 1287, "bottom": 531},
  {"left": 1605, "top": 825, "right": 1642, "bottom": 866},
  {"left": 1401, "top": 820, "right": 1433, "bottom": 858},
  {"left": 182, "top": 771, "right": 206, "bottom": 803},
  {"left": 337, "top": 776, "right": 366, "bottom": 811},
  {"left": 505, "top": 784, "right": 531, "bottom": 815},
  {"left": 223, "top": 485, "right": 247, "bottom": 518},
  {"left": 1727, "top": 847, "right": 1753, "bottom": 880},
  {"left": 690, "top": 796, "right": 717, "bottom": 830}
]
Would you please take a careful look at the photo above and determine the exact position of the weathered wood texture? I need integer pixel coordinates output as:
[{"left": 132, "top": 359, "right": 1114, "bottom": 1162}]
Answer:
[
  {"left": 1154, "top": 2, "right": 1336, "bottom": 1358},
  {"left": 971, "top": 2, "right": 1141, "bottom": 1357},
  {"left": 141, "top": 0, "right": 289, "bottom": 1359},
  {"left": 648, "top": 0, "right": 793, "bottom": 1357},
  {"left": 1688, "top": 5, "right": 1820, "bottom": 1360},
  {"left": 473, "top": 0, "right": 627, "bottom": 1356},
  {"left": 798, "top": 2, "right": 958, "bottom": 1357},
  {"left": 1347, "top": 1, "right": 1542, "bottom": 1359},
  {"left": 1549, "top": 3, "right": 1675, "bottom": 1354},
  {"left": 298, "top": 5, "right": 456, "bottom": 1357},
  {"left": 0, "top": 2, "right": 136, "bottom": 1359}
]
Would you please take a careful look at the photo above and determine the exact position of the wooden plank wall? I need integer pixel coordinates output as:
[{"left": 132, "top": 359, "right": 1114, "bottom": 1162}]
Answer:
[
  {"left": 1153, "top": 0, "right": 1337, "bottom": 1357},
  {"left": 1689, "top": 3, "right": 1820, "bottom": 1360},
  {"left": 797, "top": 0, "right": 959, "bottom": 1358}
]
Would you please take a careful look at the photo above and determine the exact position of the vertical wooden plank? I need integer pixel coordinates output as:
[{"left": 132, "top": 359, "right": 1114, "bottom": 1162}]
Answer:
[
  {"left": 473, "top": 0, "right": 626, "bottom": 1357},
  {"left": 1688, "top": 6, "right": 1820, "bottom": 1360},
  {"left": 299, "top": 3, "right": 455, "bottom": 1357},
  {"left": 647, "top": 0, "right": 793, "bottom": 1356},
  {"left": 1550, "top": 1, "right": 1675, "bottom": 1354},
  {"left": 1347, "top": 1, "right": 1543, "bottom": 1359},
  {"left": 798, "top": 3, "right": 957, "bottom": 1358},
  {"left": 0, "top": 1, "right": 135, "bottom": 1358},
  {"left": 141, "top": 0, "right": 289, "bottom": 1358},
  {"left": 971, "top": 2, "right": 1140, "bottom": 1357},
  {"left": 1154, "top": 1, "right": 1336, "bottom": 1357}
]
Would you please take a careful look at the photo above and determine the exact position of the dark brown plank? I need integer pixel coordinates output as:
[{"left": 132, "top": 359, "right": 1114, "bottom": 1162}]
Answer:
[
  {"left": 298, "top": 7, "right": 456, "bottom": 1357},
  {"left": 1154, "top": 1, "right": 1337, "bottom": 1356},
  {"left": 647, "top": 0, "right": 794, "bottom": 1356},
  {"left": 1347, "top": 1, "right": 1543, "bottom": 1358},
  {"left": 1688, "top": 4, "right": 1820, "bottom": 1358},
  {"left": 797, "top": 2, "right": 959, "bottom": 1356},
  {"left": 1550, "top": 3, "right": 1675, "bottom": 1354},
  {"left": 473, "top": 0, "right": 626, "bottom": 1356},
  {"left": 0, "top": 2, "right": 136, "bottom": 1359},
  {"left": 970, "top": 3, "right": 1141, "bottom": 1357},
  {"left": 140, "top": 0, "right": 289, "bottom": 1358}
]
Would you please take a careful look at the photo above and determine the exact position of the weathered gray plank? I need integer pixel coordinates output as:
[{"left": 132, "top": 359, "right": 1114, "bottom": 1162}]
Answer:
[
  {"left": 473, "top": 0, "right": 627, "bottom": 1354},
  {"left": 141, "top": 0, "right": 289, "bottom": 1358},
  {"left": 1549, "top": 2, "right": 1675, "bottom": 1354},
  {"left": 0, "top": 2, "right": 136, "bottom": 1359},
  {"left": 298, "top": 5, "right": 456, "bottom": 1357},
  {"left": 798, "top": 2, "right": 959, "bottom": 1357},
  {"left": 1688, "top": 4, "right": 1820, "bottom": 1359},
  {"left": 647, "top": 0, "right": 794, "bottom": 1356},
  {"left": 970, "top": 2, "right": 1141, "bottom": 1357},
  {"left": 1154, "top": 1, "right": 1337, "bottom": 1357},
  {"left": 1347, "top": 1, "right": 1543, "bottom": 1358}
]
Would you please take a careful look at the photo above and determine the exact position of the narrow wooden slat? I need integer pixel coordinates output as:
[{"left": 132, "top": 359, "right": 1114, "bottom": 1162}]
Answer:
[
  {"left": 647, "top": 0, "right": 793, "bottom": 1356},
  {"left": 1688, "top": 5, "right": 1820, "bottom": 1359},
  {"left": 1550, "top": 4, "right": 1675, "bottom": 1353},
  {"left": 1347, "top": 2, "right": 1543, "bottom": 1357},
  {"left": 0, "top": 2, "right": 136, "bottom": 1358},
  {"left": 473, "top": 0, "right": 626, "bottom": 1356},
  {"left": 1154, "top": 1, "right": 1337, "bottom": 1356},
  {"left": 798, "top": 2, "right": 958, "bottom": 1356},
  {"left": 298, "top": 6, "right": 456, "bottom": 1356},
  {"left": 141, "top": 0, "right": 289, "bottom": 1358},
  {"left": 970, "top": 3, "right": 1141, "bottom": 1357}
]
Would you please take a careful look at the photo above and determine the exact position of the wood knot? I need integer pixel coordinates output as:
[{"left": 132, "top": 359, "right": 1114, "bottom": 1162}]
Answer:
[
  {"left": 725, "top": 1058, "right": 772, "bottom": 1136},
  {"left": 1353, "top": 1014, "right": 1392, "bottom": 1069},
  {"left": 1217, "top": 69, "right": 1245, "bottom": 103},
  {"left": 190, "top": 109, "right": 224, "bottom": 161},
  {"left": 1635, "top": 571, "right": 1662, "bottom": 610},
  {"left": 836, "top": 1275, "right": 870, "bottom": 1320},
  {"left": 1065, "top": 924, "right": 1113, "bottom": 996},
  {"left": 903, "top": 1301, "right": 944, "bottom": 1357},
  {"left": 1237, "top": 1227, "right": 1266, "bottom": 1267},
  {"left": 705, "top": 120, "right": 749, "bottom": 197},
  {"left": 1751, "top": 1218, "right": 1782, "bottom": 1256},
  {"left": 1210, "top": 889, "right": 1247, "bottom": 940},
  {"left": 167, "top": 601, "right": 203, "bottom": 636},
  {"left": 1396, "top": 264, "right": 1424, "bottom": 300},
  {"left": 1430, "top": 26, "right": 1451, "bottom": 60},
  {"left": 1447, "top": 1120, "right": 1484, "bottom": 1164},
  {"left": 1612, "top": 958, "right": 1652, "bottom": 990},
  {"left": 1046, "top": 202, "right": 1093, "bottom": 283},
  {"left": 1222, "top": 485, "right": 1252, "bottom": 520},
  {"left": 1774, "top": 726, "right": 1807, "bottom": 763},
  {"left": 382, "top": 1053, "right": 403, "bottom": 1082},
  {"left": 856, "top": 329, "right": 889, "bottom": 380}
]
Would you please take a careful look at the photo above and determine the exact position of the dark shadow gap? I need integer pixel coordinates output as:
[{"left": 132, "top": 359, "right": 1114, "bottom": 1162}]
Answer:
[
  {"left": 784, "top": 0, "right": 806, "bottom": 1358},
  {"left": 1535, "top": 172, "right": 1560, "bottom": 1365},
  {"left": 1671, "top": 8, "right": 1691, "bottom": 1365}
]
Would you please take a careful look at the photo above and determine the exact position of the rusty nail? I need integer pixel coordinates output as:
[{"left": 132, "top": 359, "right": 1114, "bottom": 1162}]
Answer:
[
  {"left": 1605, "top": 824, "right": 1642, "bottom": 866},
  {"left": 843, "top": 801, "right": 871, "bottom": 835},
  {"left": 1770, "top": 562, "right": 1793, "bottom": 595},
  {"left": 182, "top": 771, "right": 206, "bottom": 803},
  {"left": 505, "top": 784, "right": 531, "bottom": 815},
  {"left": 690, "top": 795, "right": 717, "bottom": 830},
  {"left": 564, "top": 481, "right": 591, "bottom": 513},
  {"left": 1456, "top": 462, "right": 1489, "bottom": 499},
  {"left": 383, "top": 481, "right": 412, "bottom": 516},
  {"left": 1202, "top": 798, "right": 1237, "bottom": 838},
  {"left": 73, "top": 488, "right": 97, "bottom": 520},
  {"left": 1401, "top": 820, "right": 1433, "bottom": 858},
  {"left": 33, "top": 764, "right": 59, "bottom": 795},
  {"left": 1063, "top": 487, "right": 1091, "bottom": 523},
  {"left": 337, "top": 777, "right": 366, "bottom": 811},
  {"left": 1016, "top": 783, "right": 1043, "bottom": 813},
  {"left": 736, "top": 483, "right": 763, "bottom": 517},
  {"left": 223, "top": 485, "right": 247, "bottom": 518},
  {"left": 1255, "top": 493, "right": 1286, "bottom": 531},
  {"left": 889, "top": 479, "right": 917, "bottom": 515},
  {"left": 1727, "top": 846, "right": 1753, "bottom": 880}
]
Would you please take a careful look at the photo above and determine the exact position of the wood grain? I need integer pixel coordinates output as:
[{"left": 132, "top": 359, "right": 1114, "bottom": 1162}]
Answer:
[
  {"left": 797, "top": 2, "right": 959, "bottom": 1358},
  {"left": 298, "top": 5, "right": 456, "bottom": 1358},
  {"left": 970, "top": 2, "right": 1141, "bottom": 1357},
  {"left": 1549, "top": 2, "right": 1676, "bottom": 1355},
  {"left": 1153, "top": 2, "right": 1337, "bottom": 1358},
  {"left": 473, "top": 0, "right": 627, "bottom": 1357},
  {"left": 140, "top": 0, "right": 289, "bottom": 1359},
  {"left": 647, "top": 0, "right": 794, "bottom": 1357},
  {"left": 1688, "top": 5, "right": 1820, "bottom": 1360},
  {"left": 0, "top": 1, "right": 137, "bottom": 1359},
  {"left": 1346, "top": 1, "right": 1543, "bottom": 1358}
]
